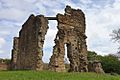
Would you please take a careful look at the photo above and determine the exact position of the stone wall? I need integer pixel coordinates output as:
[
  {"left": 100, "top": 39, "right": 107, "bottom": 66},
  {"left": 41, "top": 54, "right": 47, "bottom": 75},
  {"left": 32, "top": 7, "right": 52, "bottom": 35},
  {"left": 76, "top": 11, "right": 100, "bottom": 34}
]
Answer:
[
  {"left": 0, "top": 63, "right": 8, "bottom": 70},
  {"left": 49, "top": 6, "right": 88, "bottom": 72},
  {"left": 15, "top": 14, "right": 48, "bottom": 70},
  {"left": 11, "top": 37, "right": 19, "bottom": 69},
  {"left": 0, "top": 59, "right": 10, "bottom": 70},
  {"left": 88, "top": 61, "right": 104, "bottom": 73}
]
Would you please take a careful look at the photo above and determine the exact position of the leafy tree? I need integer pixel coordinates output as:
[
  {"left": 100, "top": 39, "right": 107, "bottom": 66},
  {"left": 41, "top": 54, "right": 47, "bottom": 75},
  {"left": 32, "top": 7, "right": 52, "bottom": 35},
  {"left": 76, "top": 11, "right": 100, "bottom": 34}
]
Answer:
[
  {"left": 4, "top": 59, "right": 11, "bottom": 64},
  {"left": 0, "top": 59, "right": 11, "bottom": 64},
  {"left": 87, "top": 51, "right": 97, "bottom": 61},
  {"left": 100, "top": 54, "right": 120, "bottom": 74},
  {"left": 87, "top": 51, "right": 102, "bottom": 61},
  {"left": 88, "top": 51, "right": 120, "bottom": 74}
]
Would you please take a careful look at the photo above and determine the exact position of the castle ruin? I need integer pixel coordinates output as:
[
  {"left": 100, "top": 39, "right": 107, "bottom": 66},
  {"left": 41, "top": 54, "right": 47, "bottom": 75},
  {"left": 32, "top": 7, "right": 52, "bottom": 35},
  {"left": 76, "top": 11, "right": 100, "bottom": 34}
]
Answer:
[{"left": 11, "top": 6, "right": 104, "bottom": 73}]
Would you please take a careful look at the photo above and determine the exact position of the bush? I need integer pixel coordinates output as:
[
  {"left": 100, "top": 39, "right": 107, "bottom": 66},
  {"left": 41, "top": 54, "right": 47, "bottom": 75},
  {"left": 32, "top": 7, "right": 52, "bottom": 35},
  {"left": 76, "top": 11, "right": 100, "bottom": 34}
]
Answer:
[
  {"left": 100, "top": 55, "right": 120, "bottom": 74},
  {"left": 88, "top": 51, "right": 120, "bottom": 74}
]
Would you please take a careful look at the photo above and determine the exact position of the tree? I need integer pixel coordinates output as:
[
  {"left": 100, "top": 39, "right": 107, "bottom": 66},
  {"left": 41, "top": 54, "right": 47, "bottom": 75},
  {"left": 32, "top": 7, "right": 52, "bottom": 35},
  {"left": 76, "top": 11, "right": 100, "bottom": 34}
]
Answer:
[
  {"left": 87, "top": 51, "right": 102, "bottom": 61},
  {"left": 111, "top": 29, "right": 120, "bottom": 42},
  {"left": 87, "top": 51, "right": 97, "bottom": 61},
  {"left": 100, "top": 54, "right": 120, "bottom": 74},
  {"left": 111, "top": 29, "right": 120, "bottom": 53},
  {"left": 88, "top": 51, "right": 120, "bottom": 74}
]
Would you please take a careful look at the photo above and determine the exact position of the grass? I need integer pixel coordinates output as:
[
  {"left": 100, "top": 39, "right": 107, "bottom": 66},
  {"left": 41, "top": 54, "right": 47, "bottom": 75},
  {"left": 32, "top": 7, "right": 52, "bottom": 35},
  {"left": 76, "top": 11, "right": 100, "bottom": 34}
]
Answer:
[{"left": 0, "top": 70, "right": 120, "bottom": 80}]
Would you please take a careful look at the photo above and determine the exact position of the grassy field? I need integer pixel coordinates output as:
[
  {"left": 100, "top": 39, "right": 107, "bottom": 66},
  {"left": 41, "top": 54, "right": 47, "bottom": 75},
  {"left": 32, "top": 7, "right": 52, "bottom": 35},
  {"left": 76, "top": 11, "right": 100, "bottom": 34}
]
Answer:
[{"left": 0, "top": 71, "right": 120, "bottom": 80}]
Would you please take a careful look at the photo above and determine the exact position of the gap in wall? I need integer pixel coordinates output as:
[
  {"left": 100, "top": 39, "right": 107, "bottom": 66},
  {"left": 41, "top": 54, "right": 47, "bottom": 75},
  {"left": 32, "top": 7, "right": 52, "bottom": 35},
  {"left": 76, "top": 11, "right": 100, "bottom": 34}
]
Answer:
[{"left": 43, "top": 20, "right": 57, "bottom": 63}]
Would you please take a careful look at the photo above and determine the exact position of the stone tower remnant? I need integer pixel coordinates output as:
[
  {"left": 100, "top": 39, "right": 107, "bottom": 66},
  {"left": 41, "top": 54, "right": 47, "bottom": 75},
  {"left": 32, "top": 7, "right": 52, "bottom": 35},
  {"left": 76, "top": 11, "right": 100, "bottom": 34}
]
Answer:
[
  {"left": 11, "top": 37, "right": 19, "bottom": 69},
  {"left": 49, "top": 6, "right": 88, "bottom": 72},
  {"left": 13, "top": 15, "right": 48, "bottom": 70}
]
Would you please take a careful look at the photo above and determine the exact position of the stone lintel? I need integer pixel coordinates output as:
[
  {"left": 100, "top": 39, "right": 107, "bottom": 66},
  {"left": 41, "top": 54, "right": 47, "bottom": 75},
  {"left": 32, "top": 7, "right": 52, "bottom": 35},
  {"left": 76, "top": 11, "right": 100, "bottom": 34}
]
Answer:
[{"left": 46, "top": 17, "right": 57, "bottom": 20}]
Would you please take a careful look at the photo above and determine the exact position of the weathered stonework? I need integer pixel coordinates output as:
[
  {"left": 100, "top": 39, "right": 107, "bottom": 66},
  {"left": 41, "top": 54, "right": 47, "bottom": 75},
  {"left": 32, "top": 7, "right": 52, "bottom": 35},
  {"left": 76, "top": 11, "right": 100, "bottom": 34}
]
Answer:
[
  {"left": 93, "top": 61, "right": 104, "bottom": 73},
  {"left": 16, "top": 15, "right": 48, "bottom": 70},
  {"left": 11, "top": 37, "right": 19, "bottom": 69},
  {"left": 88, "top": 61, "right": 104, "bottom": 73},
  {"left": 0, "top": 59, "right": 9, "bottom": 70},
  {"left": 49, "top": 6, "right": 88, "bottom": 72},
  {"left": 11, "top": 5, "right": 104, "bottom": 73},
  {"left": 0, "top": 63, "right": 8, "bottom": 70}
]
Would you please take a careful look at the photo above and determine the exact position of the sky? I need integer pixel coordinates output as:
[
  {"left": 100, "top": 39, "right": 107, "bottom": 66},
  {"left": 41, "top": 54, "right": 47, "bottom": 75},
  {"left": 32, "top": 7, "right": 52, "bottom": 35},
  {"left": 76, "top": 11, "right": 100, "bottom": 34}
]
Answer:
[{"left": 0, "top": 0, "right": 120, "bottom": 63}]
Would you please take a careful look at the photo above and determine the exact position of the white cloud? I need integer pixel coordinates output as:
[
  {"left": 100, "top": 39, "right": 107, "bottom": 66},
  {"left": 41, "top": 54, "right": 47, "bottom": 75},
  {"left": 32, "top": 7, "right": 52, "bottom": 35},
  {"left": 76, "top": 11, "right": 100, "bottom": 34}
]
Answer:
[
  {"left": 0, "top": 31, "right": 10, "bottom": 36},
  {"left": 0, "top": 38, "right": 5, "bottom": 48},
  {"left": 85, "top": 0, "right": 120, "bottom": 55},
  {"left": 0, "top": 8, "right": 29, "bottom": 22},
  {"left": 44, "top": 29, "right": 57, "bottom": 48},
  {"left": 0, "top": 50, "right": 4, "bottom": 54},
  {"left": 43, "top": 21, "right": 57, "bottom": 62},
  {"left": 80, "top": 0, "right": 92, "bottom": 4}
]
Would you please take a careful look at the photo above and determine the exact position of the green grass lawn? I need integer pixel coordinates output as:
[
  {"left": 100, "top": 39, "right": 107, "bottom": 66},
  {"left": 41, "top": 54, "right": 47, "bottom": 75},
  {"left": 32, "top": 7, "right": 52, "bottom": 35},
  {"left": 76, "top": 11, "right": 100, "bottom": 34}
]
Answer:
[{"left": 0, "top": 71, "right": 120, "bottom": 80}]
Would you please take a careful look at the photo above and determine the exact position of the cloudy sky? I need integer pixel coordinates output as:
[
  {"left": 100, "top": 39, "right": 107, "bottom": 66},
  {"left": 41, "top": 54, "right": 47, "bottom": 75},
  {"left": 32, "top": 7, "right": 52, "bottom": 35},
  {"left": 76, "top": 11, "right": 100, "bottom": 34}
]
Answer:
[{"left": 0, "top": 0, "right": 120, "bottom": 63}]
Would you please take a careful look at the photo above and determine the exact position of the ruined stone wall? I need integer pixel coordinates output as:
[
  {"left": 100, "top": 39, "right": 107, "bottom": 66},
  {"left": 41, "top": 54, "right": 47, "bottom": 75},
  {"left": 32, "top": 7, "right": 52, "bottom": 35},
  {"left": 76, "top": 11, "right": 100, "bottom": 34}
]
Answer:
[
  {"left": 16, "top": 15, "right": 48, "bottom": 70},
  {"left": 49, "top": 6, "right": 88, "bottom": 72},
  {"left": 0, "top": 59, "right": 10, "bottom": 70},
  {"left": 88, "top": 61, "right": 104, "bottom": 73},
  {"left": 11, "top": 37, "right": 19, "bottom": 69},
  {"left": 10, "top": 5, "right": 104, "bottom": 73},
  {"left": 0, "top": 63, "right": 8, "bottom": 70}
]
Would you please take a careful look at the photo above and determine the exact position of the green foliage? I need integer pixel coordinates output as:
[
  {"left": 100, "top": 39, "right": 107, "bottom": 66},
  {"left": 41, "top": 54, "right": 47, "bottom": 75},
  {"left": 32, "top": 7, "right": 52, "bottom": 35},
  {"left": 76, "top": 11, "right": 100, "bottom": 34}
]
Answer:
[
  {"left": 100, "top": 55, "right": 120, "bottom": 74},
  {"left": 0, "top": 71, "right": 119, "bottom": 80},
  {"left": 4, "top": 59, "right": 11, "bottom": 64},
  {"left": 87, "top": 51, "right": 97, "bottom": 61},
  {"left": 87, "top": 51, "right": 102, "bottom": 62},
  {"left": 0, "top": 59, "right": 11, "bottom": 64},
  {"left": 88, "top": 51, "right": 120, "bottom": 74}
]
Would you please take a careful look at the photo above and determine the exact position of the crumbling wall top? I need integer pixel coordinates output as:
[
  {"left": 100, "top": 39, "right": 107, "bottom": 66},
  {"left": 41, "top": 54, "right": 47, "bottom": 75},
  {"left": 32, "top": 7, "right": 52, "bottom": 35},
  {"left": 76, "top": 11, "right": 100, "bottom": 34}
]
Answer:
[{"left": 57, "top": 5, "right": 86, "bottom": 33}]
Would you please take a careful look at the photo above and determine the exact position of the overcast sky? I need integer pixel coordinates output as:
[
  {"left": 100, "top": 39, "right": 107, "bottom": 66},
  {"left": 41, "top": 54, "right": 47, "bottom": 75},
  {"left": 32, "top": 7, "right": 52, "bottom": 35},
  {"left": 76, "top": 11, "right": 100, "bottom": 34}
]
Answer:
[{"left": 0, "top": 0, "right": 120, "bottom": 63}]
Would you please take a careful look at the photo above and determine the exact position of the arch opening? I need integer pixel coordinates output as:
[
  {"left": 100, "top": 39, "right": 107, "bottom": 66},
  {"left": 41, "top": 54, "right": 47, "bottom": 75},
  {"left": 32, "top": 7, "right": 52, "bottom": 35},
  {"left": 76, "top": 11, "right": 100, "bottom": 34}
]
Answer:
[
  {"left": 42, "top": 20, "right": 58, "bottom": 63},
  {"left": 64, "top": 43, "right": 70, "bottom": 71}
]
